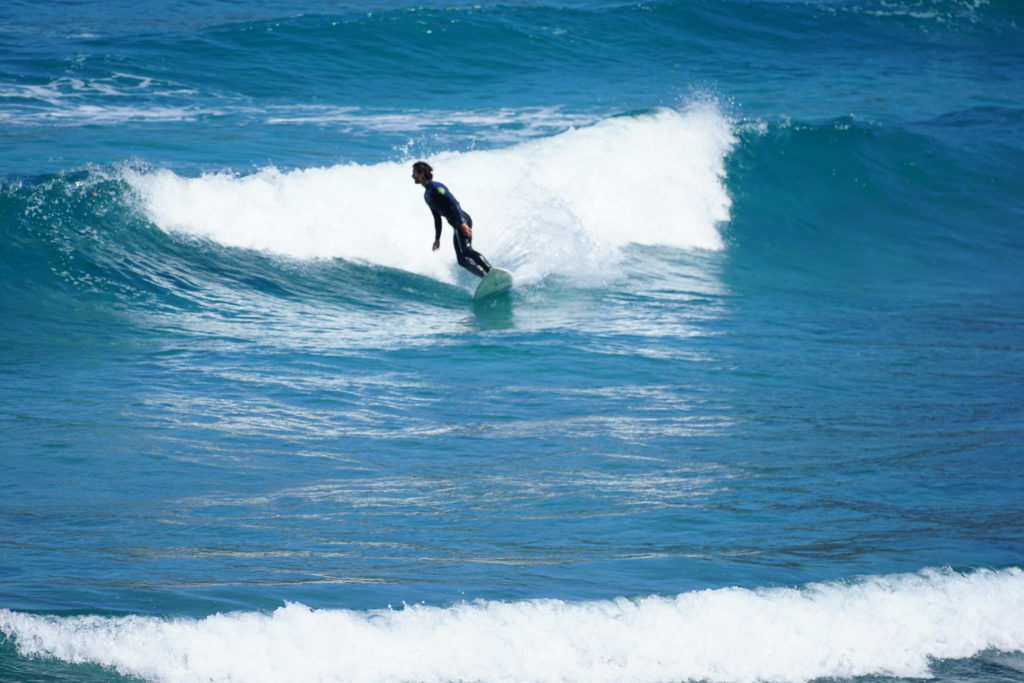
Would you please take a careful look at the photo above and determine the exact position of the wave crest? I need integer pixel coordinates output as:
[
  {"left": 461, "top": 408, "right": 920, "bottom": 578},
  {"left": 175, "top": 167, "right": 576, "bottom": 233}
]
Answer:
[
  {"left": 3, "top": 567, "right": 1023, "bottom": 683},
  {"left": 123, "top": 103, "right": 735, "bottom": 284}
]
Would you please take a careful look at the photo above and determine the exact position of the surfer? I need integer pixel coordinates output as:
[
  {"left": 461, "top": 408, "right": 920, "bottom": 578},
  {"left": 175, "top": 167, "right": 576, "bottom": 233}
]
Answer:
[{"left": 412, "top": 161, "right": 491, "bottom": 278}]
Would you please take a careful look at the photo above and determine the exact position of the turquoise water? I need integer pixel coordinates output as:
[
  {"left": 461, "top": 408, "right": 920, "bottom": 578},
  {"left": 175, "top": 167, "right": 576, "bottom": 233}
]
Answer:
[{"left": 2, "top": 1, "right": 1024, "bottom": 681}]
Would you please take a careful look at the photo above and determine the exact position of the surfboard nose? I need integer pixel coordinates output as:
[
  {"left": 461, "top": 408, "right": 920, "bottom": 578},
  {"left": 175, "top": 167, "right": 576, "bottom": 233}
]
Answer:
[{"left": 474, "top": 267, "right": 513, "bottom": 300}]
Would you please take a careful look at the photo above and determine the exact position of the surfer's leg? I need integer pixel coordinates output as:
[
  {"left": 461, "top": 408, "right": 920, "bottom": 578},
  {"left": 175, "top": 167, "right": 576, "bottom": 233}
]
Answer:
[
  {"left": 466, "top": 241, "right": 491, "bottom": 273},
  {"left": 453, "top": 231, "right": 487, "bottom": 277},
  {"left": 452, "top": 214, "right": 489, "bottom": 277},
  {"left": 462, "top": 215, "right": 491, "bottom": 273}
]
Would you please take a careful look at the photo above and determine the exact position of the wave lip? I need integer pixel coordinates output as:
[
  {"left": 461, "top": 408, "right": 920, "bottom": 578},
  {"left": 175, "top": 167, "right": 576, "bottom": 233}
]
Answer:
[{"left": 2, "top": 567, "right": 1022, "bottom": 683}]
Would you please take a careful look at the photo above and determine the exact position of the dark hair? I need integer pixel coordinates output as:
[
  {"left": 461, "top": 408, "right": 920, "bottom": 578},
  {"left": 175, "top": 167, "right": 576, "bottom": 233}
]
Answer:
[{"left": 412, "top": 161, "right": 433, "bottom": 180}]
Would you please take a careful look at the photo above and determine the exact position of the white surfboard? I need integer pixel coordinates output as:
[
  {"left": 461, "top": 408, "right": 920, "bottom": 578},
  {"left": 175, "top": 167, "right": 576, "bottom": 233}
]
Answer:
[{"left": 473, "top": 267, "right": 513, "bottom": 300}]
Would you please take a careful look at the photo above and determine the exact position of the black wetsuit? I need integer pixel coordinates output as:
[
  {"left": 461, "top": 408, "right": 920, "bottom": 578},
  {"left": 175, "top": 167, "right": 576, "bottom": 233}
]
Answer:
[{"left": 423, "top": 180, "right": 491, "bottom": 278}]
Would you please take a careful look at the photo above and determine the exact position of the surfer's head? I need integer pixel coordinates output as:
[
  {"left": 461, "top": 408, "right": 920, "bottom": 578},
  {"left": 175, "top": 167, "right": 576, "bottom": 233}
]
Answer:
[{"left": 412, "top": 161, "right": 433, "bottom": 184}]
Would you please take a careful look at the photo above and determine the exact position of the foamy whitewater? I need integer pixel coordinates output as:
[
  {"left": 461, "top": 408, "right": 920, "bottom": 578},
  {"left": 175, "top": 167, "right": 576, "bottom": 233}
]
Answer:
[
  {"left": 2, "top": 1, "right": 1023, "bottom": 682},
  {"left": 4, "top": 569, "right": 1023, "bottom": 683},
  {"left": 124, "top": 105, "right": 732, "bottom": 284}
]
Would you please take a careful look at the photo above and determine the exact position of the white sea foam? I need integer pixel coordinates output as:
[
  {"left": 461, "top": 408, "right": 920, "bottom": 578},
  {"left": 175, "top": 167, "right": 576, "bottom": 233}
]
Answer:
[
  {"left": 264, "top": 104, "right": 598, "bottom": 132},
  {"left": 2, "top": 568, "right": 1022, "bottom": 683},
  {"left": 123, "top": 103, "right": 735, "bottom": 285},
  {"left": 0, "top": 75, "right": 203, "bottom": 125},
  {"left": 44, "top": 104, "right": 208, "bottom": 123}
]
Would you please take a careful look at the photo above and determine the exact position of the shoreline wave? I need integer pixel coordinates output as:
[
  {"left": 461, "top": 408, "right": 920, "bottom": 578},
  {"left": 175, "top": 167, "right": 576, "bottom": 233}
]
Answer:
[{"left": 2, "top": 567, "right": 1022, "bottom": 683}]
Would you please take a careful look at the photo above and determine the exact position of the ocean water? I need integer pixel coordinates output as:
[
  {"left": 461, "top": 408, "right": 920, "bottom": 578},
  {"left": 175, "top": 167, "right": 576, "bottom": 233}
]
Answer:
[{"left": 2, "top": 0, "right": 1023, "bottom": 681}]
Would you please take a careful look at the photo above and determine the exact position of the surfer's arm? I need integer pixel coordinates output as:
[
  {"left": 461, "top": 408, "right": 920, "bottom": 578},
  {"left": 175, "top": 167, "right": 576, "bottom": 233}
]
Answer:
[
  {"left": 431, "top": 209, "right": 442, "bottom": 250},
  {"left": 431, "top": 210, "right": 442, "bottom": 242}
]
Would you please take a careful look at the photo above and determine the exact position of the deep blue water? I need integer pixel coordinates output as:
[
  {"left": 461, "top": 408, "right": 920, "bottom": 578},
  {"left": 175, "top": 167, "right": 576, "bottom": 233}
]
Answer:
[{"left": 2, "top": 1, "right": 1024, "bottom": 681}]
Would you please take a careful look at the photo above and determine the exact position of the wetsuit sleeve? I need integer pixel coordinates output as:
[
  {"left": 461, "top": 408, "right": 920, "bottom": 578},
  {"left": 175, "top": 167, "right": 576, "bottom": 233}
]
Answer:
[
  {"left": 432, "top": 209, "right": 442, "bottom": 242},
  {"left": 424, "top": 184, "right": 443, "bottom": 241}
]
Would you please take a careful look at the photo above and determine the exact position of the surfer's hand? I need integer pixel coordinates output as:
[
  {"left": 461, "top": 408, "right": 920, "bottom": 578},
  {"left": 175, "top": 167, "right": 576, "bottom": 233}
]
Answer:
[
  {"left": 461, "top": 223, "right": 472, "bottom": 238},
  {"left": 432, "top": 240, "right": 440, "bottom": 251}
]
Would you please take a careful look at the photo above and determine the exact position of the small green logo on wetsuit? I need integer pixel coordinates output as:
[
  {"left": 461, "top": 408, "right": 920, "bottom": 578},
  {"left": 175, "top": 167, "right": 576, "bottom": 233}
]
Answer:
[{"left": 437, "top": 187, "right": 446, "bottom": 195}]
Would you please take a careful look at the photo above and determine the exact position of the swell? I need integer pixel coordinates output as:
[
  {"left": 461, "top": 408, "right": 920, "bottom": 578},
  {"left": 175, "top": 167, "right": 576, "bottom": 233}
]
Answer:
[
  {"left": 6, "top": 0, "right": 1018, "bottom": 126},
  {"left": 723, "top": 109, "right": 1024, "bottom": 294},
  {"left": 4, "top": 106, "right": 1022, "bottom": 327}
]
